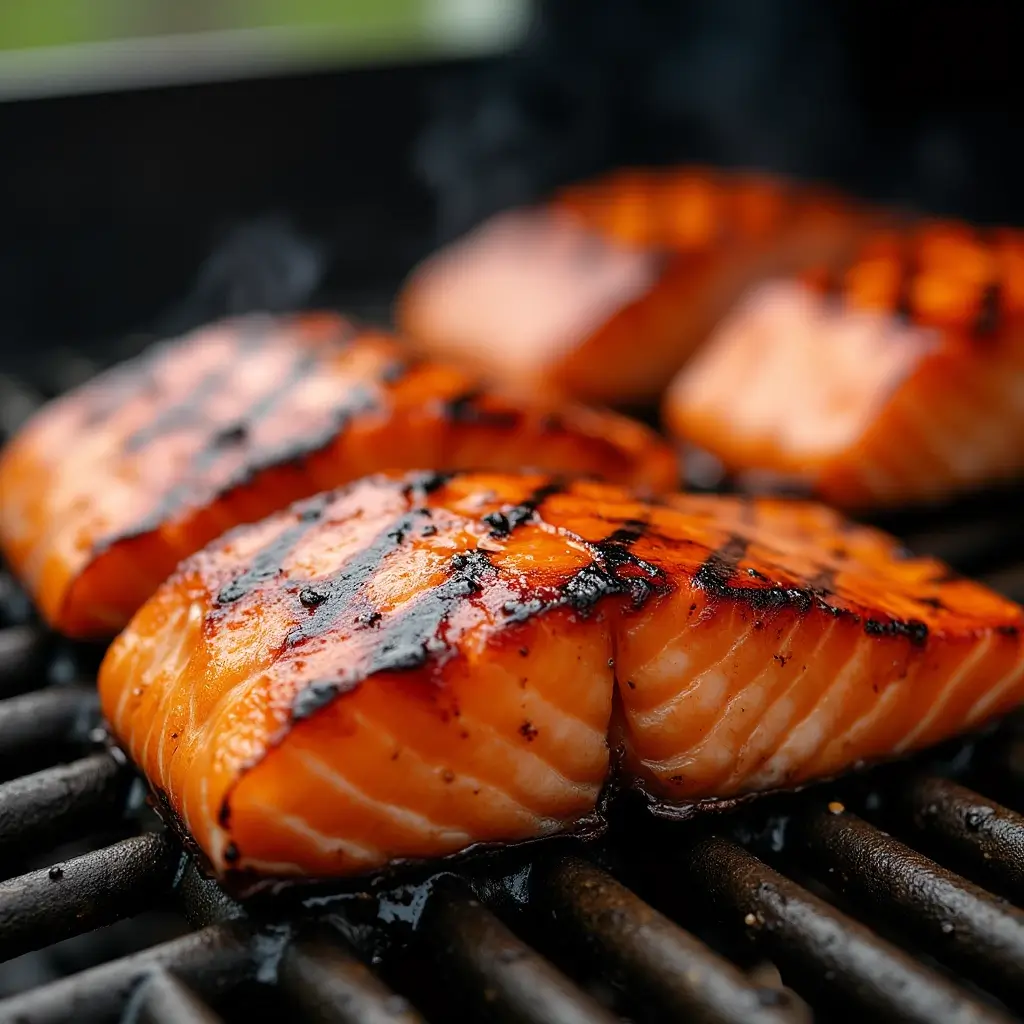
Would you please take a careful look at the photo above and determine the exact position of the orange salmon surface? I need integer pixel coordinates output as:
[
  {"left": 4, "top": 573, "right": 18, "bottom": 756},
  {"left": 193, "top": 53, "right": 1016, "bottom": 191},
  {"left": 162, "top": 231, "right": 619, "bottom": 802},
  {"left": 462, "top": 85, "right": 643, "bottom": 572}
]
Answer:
[
  {"left": 99, "top": 471, "right": 1024, "bottom": 880},
  {"left": 397, "top": 167, "right": 879, "bottom": 405},
  {"left": 665, "top": 222, "right": 1024, "bottom": 508},
  {"left": 0, "top": 314, "right": 677, "bottom": 637}
]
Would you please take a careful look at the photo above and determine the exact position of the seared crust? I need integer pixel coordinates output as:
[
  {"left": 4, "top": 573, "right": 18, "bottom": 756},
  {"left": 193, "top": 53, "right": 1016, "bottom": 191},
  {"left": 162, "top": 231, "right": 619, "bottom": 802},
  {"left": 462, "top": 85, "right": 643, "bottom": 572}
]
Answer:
[
  {"left": 0, "top": 314, "right": 677, "bottom": 636},
  {"left": 99, "top": 471, "right": 1024, "bottom": 879}
]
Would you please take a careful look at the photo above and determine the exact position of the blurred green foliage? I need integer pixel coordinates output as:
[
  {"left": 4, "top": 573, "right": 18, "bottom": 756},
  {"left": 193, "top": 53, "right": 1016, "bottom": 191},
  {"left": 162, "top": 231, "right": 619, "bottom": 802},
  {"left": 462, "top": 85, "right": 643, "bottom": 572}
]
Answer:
[{"left": 0, "top": 0, "right": 424, "bottom": 51}]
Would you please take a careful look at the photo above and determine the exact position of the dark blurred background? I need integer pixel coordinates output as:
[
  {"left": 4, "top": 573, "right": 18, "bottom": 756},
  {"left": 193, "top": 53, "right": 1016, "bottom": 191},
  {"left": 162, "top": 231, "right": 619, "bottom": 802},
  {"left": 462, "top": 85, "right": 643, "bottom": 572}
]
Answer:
[{"left": 0, "top": 0, "right": 1020, "bottom": 387}]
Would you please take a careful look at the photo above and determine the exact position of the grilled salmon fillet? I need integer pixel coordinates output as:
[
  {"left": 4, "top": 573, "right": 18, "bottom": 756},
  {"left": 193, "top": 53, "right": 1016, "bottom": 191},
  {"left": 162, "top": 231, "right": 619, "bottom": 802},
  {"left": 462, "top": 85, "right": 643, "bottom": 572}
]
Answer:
[
  {"left": 664, "top": 222, "right": 1024, "bottom": 508},
  {"left": 98, "top": 470, "right": 1024, "bottom": 879},
  {"left": 396, "top": 167, "right": 879, "bottom": 405},
  {"left": 0, "top": 313, "right": 677, "bottom": 638}
]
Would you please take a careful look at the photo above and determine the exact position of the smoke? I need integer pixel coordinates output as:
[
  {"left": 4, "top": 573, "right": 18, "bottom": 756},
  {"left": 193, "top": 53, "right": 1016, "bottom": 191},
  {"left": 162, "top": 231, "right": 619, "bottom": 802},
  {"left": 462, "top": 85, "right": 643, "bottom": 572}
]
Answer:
[
  {"left": 415, "top": 0, "right": 861, "bottom": 239},
  {"left": 415, "top": 0, "right": 1024, "bottom": 237},
  {"left": 156, "top": 216, "right": 326, "bottom": 338}
]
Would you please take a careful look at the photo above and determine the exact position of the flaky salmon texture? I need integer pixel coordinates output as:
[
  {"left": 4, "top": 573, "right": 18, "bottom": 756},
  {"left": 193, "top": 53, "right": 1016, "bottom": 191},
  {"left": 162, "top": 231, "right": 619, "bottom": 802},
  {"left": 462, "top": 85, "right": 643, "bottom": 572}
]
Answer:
[
  {"left": 0, "top": 312, "right": 676, "bottom": 638},
  {"left": 665, "top": 221, "right": 1024, "bottom": 508},
  {"left": 99, "top": 470, "right": 1024, "bottom": 880}
]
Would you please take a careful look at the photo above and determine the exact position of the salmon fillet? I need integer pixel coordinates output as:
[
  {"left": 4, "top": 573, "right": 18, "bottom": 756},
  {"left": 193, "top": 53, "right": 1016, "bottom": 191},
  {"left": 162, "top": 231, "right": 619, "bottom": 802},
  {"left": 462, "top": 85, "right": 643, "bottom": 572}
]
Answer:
[
  {"left": 396, "top": 167, "right": 880, "bottom": 405},
  {"left": 0, "top": 313, "right": 677, "bottom": 638},
  {"left": 664, "top": 222, "right": 1024, "bottom": 508},
  {"left": 98, "top": 470, "right": 1024, "bottom": 880}
]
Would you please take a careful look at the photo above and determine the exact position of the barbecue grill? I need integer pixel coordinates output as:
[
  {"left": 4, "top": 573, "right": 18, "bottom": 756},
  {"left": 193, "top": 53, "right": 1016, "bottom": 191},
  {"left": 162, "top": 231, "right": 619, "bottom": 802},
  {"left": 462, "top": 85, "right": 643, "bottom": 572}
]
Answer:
[
  {"left": 1, "top": 4, "right": 1023, "bottom": 1021},
  {"left": 1, "top": 324, "right": 1023, "bottom": 1024}
]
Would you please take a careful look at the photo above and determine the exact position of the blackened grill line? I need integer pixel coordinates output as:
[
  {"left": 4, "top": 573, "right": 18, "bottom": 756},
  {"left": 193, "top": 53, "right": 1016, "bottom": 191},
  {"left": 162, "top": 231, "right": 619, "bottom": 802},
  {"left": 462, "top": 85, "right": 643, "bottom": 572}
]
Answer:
[
  {"left": 442, "top": 388, "right": 521, "bottom": 429},
  {"left": 694, "top": 537, "right": 929, "bottom": 645},
  {"left": 99, "top": 350, "right": 322, "bottom": 548},
  {"left": 291, "top": 548, "right": 498, "bottom": 721},
  {"left": 214, "top": 496, "right": 331, "bottom": 605},
  {"left": 214, "top": 475, "right": 450, "bottom": 613},
  {"left": 122, "top": 364, "right": 232, "bottom": 453},
  {"left": 894, "top": 230, "right": 919, "bottom": 322},
  {"left": 483, "top": 480, "right": 568, "bottom": 538},
  {"left": 98, "top": 349, "right": 387, "bottom": 550},
  {"left": 284, "top": 516, "right": 670, "bottom": 722},
  {"left": 121, "top": 318, "right": 280, "bottom": 451},
  {"left": 558, "top": 516, "right": 670, "bottom": 616},
  {"left": 974, "top": 279, "right": 1003, "bottom": 339}
]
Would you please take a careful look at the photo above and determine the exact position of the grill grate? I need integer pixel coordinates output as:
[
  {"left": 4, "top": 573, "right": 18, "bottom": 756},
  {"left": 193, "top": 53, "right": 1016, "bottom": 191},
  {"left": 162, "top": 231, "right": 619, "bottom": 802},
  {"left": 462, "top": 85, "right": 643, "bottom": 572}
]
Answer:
[{"left": 0, "top": 385, "right": 1023, "bottom": 1023}]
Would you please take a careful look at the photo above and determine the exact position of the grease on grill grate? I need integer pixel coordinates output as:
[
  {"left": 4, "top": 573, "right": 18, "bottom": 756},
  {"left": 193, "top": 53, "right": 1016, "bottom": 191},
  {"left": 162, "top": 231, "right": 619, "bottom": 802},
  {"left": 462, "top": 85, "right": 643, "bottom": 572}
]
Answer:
[{"left": 0, "top": 390, "right": 1023, "bottom": 1024}]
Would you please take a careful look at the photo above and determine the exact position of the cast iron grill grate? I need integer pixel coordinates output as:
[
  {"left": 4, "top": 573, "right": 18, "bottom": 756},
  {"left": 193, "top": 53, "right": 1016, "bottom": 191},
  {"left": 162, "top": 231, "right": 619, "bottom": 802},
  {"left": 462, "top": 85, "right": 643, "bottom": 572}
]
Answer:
[{"left": 0, "top": 373, "right": 1022, "bottom": 1024}]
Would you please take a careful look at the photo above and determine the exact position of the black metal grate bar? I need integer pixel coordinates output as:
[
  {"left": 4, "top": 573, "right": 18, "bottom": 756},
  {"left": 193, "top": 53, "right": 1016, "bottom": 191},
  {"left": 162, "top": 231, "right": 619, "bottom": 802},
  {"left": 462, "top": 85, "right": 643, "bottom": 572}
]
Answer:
[
  {"left": 895, "top": 775, "right": 1024, "bottom": 904},
  {"left": 279, "top": 933, "right": 427, "bottom": 1024},
  {"left": 418, "top": 877, "right": 621, "bottom": 1024},
  {"left": 0, "top": 922, "right": 256, "bottom": 1024},
  {"left": 0, "top": 831, "right": 181, "bottom": 963},
  {"left": 0, "top": 626, "right": 47, "bottom": 698},
  {"left": 531, "top": 855, "right": 802, "bottom": 1024},
  {"left": 133, "top": 969, "right": 227, "bottom": 1024},
  {"left": 791, "top": 806, "right": 1024, "bottom": 1010},
  {"left": 0, "top": 687, "right": 99, "bottom": 776},
  {"left": 684, "top": 834, "right": 1015, "bottom": 1024},
  {"left": 0, "top": 752, "right": 131, "bottom": 868}
]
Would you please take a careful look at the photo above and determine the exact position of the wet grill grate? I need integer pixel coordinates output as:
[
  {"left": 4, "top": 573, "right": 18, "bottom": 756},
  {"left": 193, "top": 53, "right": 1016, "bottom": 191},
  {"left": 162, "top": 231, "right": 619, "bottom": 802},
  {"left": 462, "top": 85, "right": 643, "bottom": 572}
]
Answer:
[{"left": 0, "top": 381, "right": 1023, "bottom": 1024}]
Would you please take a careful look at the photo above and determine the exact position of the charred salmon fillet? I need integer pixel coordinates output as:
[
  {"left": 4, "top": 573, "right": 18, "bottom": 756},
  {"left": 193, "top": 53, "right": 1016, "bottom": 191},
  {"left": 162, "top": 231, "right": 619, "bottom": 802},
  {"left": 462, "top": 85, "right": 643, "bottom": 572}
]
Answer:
[
  {"left": 99, "top": 470, "right": 1024, "bottom": 879},
  {"left": 396, "top": 167, "right": 880, "bottom": 405},
  {"left": 0, "top": 313, "right": 677, "bottom": 638},
  {"left": 664, "top": 222, "right": 1024, "bottom": 508}
]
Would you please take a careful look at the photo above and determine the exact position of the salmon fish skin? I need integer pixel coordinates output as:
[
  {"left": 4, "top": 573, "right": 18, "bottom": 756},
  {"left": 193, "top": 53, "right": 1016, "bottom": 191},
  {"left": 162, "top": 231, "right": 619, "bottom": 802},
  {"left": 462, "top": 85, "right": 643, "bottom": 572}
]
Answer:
[
  {"left": 0, "top": 313, "right": 677, "bottom": 637},
  {"left": 98, "top": 470, "right": 1024, "bottom": 880}
]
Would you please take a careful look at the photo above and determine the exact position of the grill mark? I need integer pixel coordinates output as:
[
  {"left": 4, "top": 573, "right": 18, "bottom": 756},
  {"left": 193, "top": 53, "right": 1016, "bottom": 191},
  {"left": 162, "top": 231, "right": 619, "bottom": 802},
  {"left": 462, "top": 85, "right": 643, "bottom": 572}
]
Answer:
[
  {"left": 103, "top": 345, "right": 321, "bottom": 546},
  {"left": 219, "top": 383, "right": 380, "bottom": 495},
  {"left": 502, "top": 517, "right": 669, "bottom": 621},
  {"left": 95, "top": 356, "right": 386, "bottom": 552},
  {"left": 123, "top": 366, "right": 229, "bottom": 453},
  {"left": 482, "top": 481, "right": 567, "bottom": 538},
  {"left": 285, "top": 513, "right": 671, "bottom": 722},
  {"left": 442, "top": 389, "right": 521, "bottom": 429},
  {"left": 894, "top": 232, "right": 918, "bottom": 320},
  {"left": 400, "top": 471, "right": 452, "bottom": 500},
  {"left": 284, "top": 509, "right": 436, "bottom": 648},
  {"left": 974, "top": 280, "right": 1002, "bottom": 338},
  {"left": 121, "top": 320, "right": 276, "bottom": 452},
  {"left": 379, "top": 358, "right": 411, "bottom": 385},
  {"left": 693, "top": 536, "right": 752, "bottom": 596},
  {"left": 806, "top": 567, "right": 837, "bottom": 594},
  {"left": 288, "top": 541, "right": 498, "bottom": 720},
  {"left": 863, "top": 617, "right": 929, "bottom": 646},
  {"left": 214, "top": 496, "right": 330, "bottom": 606},
  {"left": 695, "top": 536, "right": 822, "bottom": 614},
  {"left": 561, "top": 525, "right": 669, "bottom": 615},
  {"left": 693, "top": 535, "right": 930, "bottom": 644}
]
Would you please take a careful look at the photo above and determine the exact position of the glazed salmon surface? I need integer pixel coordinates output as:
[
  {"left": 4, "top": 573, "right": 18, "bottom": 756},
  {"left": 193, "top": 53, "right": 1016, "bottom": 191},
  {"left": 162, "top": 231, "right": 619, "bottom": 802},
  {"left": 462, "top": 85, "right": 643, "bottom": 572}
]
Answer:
[
  {"left": 396, "top": 167, "right": 876, "bottom": 405},
  {"left": 0, "top": 313, "right": 677, "bottom": 638},
  {"left": 99, "top": 471, "right": 1024, "bottom": 879},
  {"left": 665, "top": 222, "right": 1024, "bottom": 508}
]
